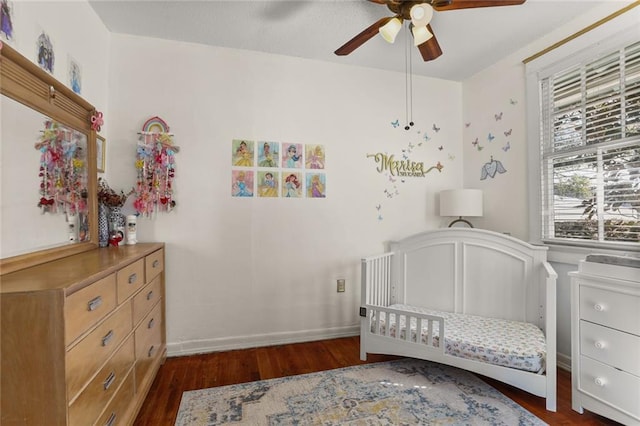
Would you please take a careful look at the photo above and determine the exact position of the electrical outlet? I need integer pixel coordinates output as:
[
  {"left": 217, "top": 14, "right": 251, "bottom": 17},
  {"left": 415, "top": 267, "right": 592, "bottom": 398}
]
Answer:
[{"left": 337, "top": 279, "right": 346, "bottom": 293}]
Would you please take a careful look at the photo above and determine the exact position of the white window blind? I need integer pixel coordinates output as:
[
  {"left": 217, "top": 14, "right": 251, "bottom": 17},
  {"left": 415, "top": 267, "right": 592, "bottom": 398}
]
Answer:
[{"left": 540, "top": 40, "right": 640, "bottom": 246}]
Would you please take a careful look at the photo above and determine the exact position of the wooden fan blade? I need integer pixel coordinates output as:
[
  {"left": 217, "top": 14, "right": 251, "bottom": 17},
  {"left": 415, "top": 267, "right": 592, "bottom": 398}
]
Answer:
[
  {"left": 417, "top": 25, "right": 442, "bottom": 61},
  {"left": 367, "top": 0, "right": 387, "bottom": 4},
  {"left": 334, "top": 17, "right": 392, "bottom": 56},
  {"left": 433, "top": 0, "right": 525, "bottom": 11}
]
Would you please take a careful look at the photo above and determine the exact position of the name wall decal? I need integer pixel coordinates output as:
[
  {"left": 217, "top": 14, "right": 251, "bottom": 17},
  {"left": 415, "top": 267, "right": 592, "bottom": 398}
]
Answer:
[{"left": 366, "top": 152, "right": 443, "bottom": 177}]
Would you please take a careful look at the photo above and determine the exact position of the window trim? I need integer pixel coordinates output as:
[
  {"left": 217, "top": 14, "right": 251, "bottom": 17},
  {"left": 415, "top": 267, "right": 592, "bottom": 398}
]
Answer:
[{"left": 526, "top": 24, "right": 640, "bottom": 252}]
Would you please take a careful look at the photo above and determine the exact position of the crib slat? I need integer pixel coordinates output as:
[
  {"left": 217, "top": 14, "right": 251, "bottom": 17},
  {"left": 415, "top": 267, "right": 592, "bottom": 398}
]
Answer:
[{"left": 426, "top": 320, "right": 433, "bottom": 347}]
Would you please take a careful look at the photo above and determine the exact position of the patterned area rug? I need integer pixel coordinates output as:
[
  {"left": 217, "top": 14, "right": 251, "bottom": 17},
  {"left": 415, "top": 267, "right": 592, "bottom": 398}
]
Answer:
[{"left": 175, "top": 359, "right": 547, "bottom": 425}]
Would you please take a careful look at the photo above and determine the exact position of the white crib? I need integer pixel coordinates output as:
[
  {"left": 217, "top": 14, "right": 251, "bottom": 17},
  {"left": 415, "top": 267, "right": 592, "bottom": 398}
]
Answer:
[{"left": 360, "top": 228, "right": 557, "bottom": 411}]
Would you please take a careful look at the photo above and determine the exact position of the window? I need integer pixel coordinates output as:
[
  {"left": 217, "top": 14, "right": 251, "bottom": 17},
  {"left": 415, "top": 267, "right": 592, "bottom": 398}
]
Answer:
[{"left": 538, "top": 40, "right": 640, "bottom": 247}]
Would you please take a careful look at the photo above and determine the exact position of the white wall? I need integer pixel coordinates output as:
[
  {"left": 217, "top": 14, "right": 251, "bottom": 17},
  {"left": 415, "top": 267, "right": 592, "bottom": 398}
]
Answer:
[{"left": 106, "top": 34, "right": 462, "bottom": 355}]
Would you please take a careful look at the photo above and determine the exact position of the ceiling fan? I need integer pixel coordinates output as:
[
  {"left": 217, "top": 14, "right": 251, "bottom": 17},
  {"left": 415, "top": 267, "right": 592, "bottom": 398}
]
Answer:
[{"left": 335, "top": 0, "right": 526, "bottom": 62}]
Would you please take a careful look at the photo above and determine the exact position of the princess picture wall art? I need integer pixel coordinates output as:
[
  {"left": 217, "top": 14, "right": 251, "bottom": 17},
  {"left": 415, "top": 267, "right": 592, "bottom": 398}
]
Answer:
[
  {"left": 305, "top": 144, "right": 325, "bottom": 169},
  {"left": 258, "top": 141, "right": 278, "bottom": 168},
  {"left": 232, "top": 139, "right": 254, "bottom": 167},
  {"left": 231, "top": 170, "right": 254, "bottom": 197},
  {"left": 282, "top": 143, "right": 302, "bottom": 168},
  {"left": 282, "top": 172, "right": 302, "bottom": 198}
]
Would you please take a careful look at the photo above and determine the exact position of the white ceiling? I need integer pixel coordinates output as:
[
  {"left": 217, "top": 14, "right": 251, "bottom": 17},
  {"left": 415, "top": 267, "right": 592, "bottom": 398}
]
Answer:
[{"left": 89, "top": 0, "right": 629, "bottom": 81}]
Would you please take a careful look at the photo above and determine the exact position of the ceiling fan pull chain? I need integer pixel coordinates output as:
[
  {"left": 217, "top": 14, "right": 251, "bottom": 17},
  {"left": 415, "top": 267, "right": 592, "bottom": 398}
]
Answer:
[
  {"left": 404, "top": 23, "right": 411, "bottom": 131},
  {"left": 404, "top": 22, "right": 414, "bottom": 131},
  {"left": 409, "top": 30, "right": 414, "bottom": 128}
]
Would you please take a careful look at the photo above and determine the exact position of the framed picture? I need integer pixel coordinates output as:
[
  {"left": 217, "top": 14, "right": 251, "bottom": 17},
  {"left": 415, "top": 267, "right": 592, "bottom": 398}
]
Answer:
[{"left": 97, "top": 135, "right": 106, "bottom": 173}]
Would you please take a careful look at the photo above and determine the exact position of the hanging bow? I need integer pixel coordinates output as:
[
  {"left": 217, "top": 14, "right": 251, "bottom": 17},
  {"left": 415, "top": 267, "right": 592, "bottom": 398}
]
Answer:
[{"left": 91, "top": 111, "right": 104, "bottom": 132}]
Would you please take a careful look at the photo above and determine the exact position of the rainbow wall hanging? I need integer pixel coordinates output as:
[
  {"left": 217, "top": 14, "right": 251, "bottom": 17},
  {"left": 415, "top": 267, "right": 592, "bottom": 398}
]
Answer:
[{"left": 133, "top": 116, "right": 180, "bottom": 216}]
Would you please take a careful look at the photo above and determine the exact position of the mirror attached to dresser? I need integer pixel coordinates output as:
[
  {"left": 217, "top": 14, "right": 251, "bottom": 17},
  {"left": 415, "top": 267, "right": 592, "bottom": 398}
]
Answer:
[{"left": 0, "top": 43, "right": 98, "bottom": 274}]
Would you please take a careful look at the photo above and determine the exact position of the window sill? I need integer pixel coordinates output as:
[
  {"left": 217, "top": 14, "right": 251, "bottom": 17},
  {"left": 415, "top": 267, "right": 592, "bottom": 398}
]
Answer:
[{"left": 544, "top": 241, "right": 639, "bottom": 265}]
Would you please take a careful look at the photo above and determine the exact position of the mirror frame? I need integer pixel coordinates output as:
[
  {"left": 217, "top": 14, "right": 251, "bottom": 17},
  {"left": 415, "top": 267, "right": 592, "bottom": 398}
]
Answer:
[{"left": 0, "top": 43, "right": 98, "bottom": 275}]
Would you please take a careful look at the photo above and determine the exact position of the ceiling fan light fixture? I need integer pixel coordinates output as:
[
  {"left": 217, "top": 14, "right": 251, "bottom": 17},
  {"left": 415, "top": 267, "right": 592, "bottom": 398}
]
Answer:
[
  {"left": 410, "top": 3, "right": 433, "bottom": 27},
  {"left": 412, "top": 24, "right": 433, "bottom": 46},
  {"left": 379, "top": 17, "right": 403, "bottom": 44}
]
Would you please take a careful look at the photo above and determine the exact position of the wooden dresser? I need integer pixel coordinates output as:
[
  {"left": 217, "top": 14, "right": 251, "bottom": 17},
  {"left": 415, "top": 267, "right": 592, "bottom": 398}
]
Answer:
[
  {"left": 570, "top": 256, "right": 640, "bottom": 425},
  {"left": 1, "top": 243, "right": 166, "bottom": 425}
]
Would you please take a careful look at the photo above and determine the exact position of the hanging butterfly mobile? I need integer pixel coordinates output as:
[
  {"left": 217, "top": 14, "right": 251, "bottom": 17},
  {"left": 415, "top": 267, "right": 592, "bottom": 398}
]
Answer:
[{"left": 133, "top": 116, "right": 180, "bottom": 216}]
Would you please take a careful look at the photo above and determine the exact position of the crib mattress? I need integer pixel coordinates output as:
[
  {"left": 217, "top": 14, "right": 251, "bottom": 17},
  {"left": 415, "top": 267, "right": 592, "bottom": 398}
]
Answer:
[{"left": 373, "top": 304, "right": 547, "bottom": 373}]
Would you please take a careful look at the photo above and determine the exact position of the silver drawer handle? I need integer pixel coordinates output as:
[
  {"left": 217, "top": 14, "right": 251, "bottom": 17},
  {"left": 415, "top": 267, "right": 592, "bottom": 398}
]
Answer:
[
  {"left": 148, "top": 318, "right": 155, "bottom": 329},
  {"left": 87, "top": 296, "right": 103, "bottom": 311},
  {"left": 594, "top": 303, "right": 604, "bottom": 312},
  {"left": 148, "top": 345, "right": 155, "bottom": 358},
  {"left": 102, "top": 330, "right": 114, "bottom": 347},
  {"left": 153, "top": 259, "right": 159, "bottom": 268},
  {"left": 594, "top": 377, "right": 605, "bottom": 387},
  {"left": 105, "top": 412, "right": 116, "bottom": 426},
  {"left": 128, "top": 273, "right": 137, "bottom": 284},
  {"left": 594, "top": 341, "right": 605, "bottom": 349},
  {"left": 103, "top": 371, "right": 116, "bottom": 390},
  {"left": 146, "top": 290, "right": 154, "bottom": 301}
]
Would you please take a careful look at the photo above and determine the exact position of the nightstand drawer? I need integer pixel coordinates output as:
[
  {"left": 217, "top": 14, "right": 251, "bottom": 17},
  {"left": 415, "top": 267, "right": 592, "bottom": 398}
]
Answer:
[
  {"left": 65, "top": 274, "right": 117, "bottom": 346},
  {"left": 580, "top": 320, "right": 640, "bottom": 376},
  {"left": 580, "top": 285, "right": 640, "bottom": 336},
  {"left": 135, "top": 302, "right": 163, "bottom": 381},
  {"left": 132, "top": 275, "right": 161, "bottom": 327},
  {"left": 145, "top": 249, "right": 164, "bottom": 282},
  {"left": 68, "top": 335, "right": 134, "bottom": 426},
  {"left": 117, "top": 259, "right": 145, "bottom": 304},
  {"left": 66, "top": 301, "right": 133, "bottom": 400},
  {"left": 578, "top": 356, "right": 640, "bottom": 420}
]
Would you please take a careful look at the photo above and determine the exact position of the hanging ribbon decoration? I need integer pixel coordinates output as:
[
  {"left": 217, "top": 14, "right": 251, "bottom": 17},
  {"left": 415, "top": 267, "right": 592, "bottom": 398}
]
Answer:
[
  {"left": 133, "top": 116, "right": 180, "bottom": 216},
  {"left": 35, "top": 120, "right": 88, "bottom": 215}
]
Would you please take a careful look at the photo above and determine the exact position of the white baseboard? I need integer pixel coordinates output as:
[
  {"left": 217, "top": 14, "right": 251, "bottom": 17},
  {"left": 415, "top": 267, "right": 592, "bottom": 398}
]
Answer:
[
  {"left": 557, "top": 352, "right": 571, "bottom": 372},
  {"left": 166, "top": 325, "right": 360, "bottom": 357}
]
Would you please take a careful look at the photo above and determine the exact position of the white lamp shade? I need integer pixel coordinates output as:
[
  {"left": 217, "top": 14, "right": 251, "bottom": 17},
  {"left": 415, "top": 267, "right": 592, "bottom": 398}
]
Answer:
[
  {"left": 379, "top": 17, "right": 403, "bottom": 44},
  {"left": 410, "top": 3, "right": 433, "bottom": 27},
  {"left": 439, "top": 189, "right": 483, "bottom": 217},
  {"left": 411, "top": 25, "right": 433, "bottom": 46}
]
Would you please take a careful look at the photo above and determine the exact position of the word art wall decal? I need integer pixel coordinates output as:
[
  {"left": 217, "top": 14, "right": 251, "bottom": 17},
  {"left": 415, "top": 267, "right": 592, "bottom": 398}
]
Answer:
[{"left": 366, "top": 152, "right": 443, "bottom": 178}]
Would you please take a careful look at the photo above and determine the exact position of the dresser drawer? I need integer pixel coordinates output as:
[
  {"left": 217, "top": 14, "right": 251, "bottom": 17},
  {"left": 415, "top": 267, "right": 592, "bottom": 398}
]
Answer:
[
  {"left": 145, "top": 249, "right": 164, "bottom": 282},
  {"left": 578, "top": 356, "right": 640, "bottom": 420},
  {"left": 580, "top": 320, "right": 640, "bottom": 376},
  {"left": 117, "top": 259, "right": 145, "bottom": 304},
  {"left": 135, "top": 302, "right": 163, "bottom": 382},
  {"left": 132, "top": 275, "right": 162, "bottom": 327},
  {"left": 65, "top": 274, "right": 117, "bottom": 346},
  {"left": 95, "top": 368, "right": 135, "bottom": 426},
  {"left": 68, "top": 335, "right": 135, "bottom": 426},
  {"left": 580, "top": 284, "right": 640, "bottom": 336},
  {"left": 66, "top": 301, "right": 133, "bottom": 400}
]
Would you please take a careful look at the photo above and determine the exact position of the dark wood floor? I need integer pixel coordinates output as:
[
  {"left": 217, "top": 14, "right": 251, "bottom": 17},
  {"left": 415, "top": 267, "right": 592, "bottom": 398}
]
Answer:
[{"left": 134, "top": 336, "right": 620, "bottom": 425}]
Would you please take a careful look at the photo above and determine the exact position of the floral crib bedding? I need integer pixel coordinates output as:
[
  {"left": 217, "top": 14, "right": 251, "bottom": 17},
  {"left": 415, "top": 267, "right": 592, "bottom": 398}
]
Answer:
[{"left": 373, "top": 304, "right": 547, "bottom": 373}]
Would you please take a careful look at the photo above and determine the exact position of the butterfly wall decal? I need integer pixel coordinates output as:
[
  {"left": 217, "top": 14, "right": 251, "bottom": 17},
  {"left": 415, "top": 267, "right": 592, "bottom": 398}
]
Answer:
[
  {"left": 391, "top": 120, "right": 400, "bottom": 128},
  {"left": 504, "top": 129, "right": 512, "bottom": 137},
  {"left": 433, "top": 124, "right": 440, "bottom": 133},
  {"left": 494, "top": 112, "right": 503, "bottom": 121},
  {"left": 487, "top": 133, "right": 495, "bottom": 142},
  {"left": 502, "top": 142, "right": 511, "bottom": 152}
]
